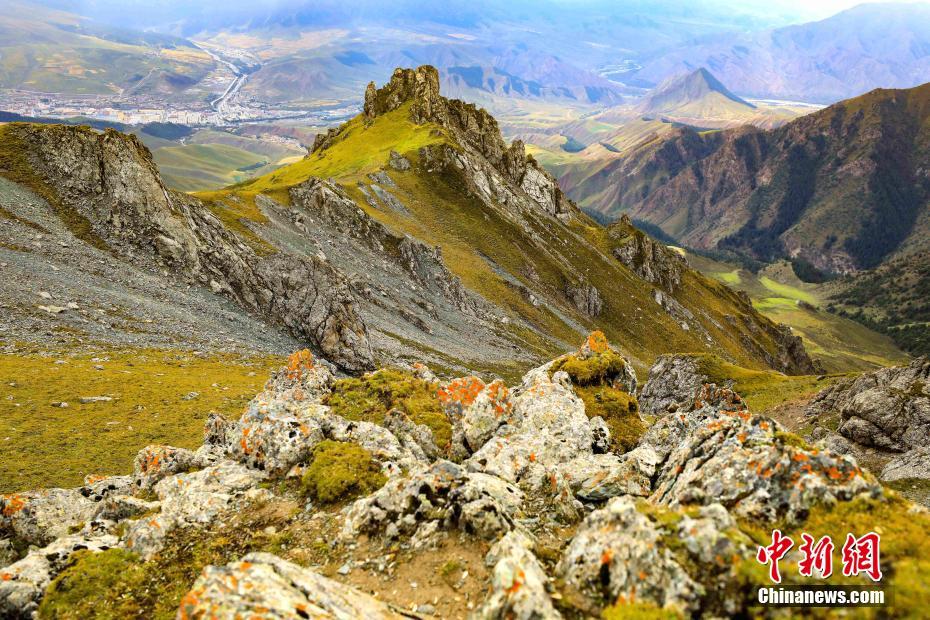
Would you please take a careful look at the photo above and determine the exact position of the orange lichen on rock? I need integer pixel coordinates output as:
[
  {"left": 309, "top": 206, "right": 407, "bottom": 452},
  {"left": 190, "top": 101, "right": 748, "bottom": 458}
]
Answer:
[
  {"left": 285, "top": 349, "right": 315, "bottom": 380},
  {"left": 438, "top": 376, "right": 486, "bottom": 414},
  {"left": 584, "top": 330, "right": 610, "bottom": 355},
  {"left": 1, "top": 493, "right": 25, "bottom": 516}
]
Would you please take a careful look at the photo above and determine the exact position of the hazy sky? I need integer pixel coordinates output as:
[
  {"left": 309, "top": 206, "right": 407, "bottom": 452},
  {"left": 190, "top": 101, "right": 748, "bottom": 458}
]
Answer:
[{"left": 773, "top": 0, "right": 929, "bottom": 20}]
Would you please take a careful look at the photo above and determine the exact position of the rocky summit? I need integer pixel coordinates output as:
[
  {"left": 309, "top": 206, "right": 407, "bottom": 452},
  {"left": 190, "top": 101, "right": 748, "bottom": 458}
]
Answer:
[{"left": 4, "top": 332, "right": 925, "bottom": 619}]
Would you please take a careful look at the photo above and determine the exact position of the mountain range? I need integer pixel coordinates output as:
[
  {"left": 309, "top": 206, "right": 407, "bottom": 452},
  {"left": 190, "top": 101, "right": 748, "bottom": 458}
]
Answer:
[
  {"left": 0, "top": 65, "right": 818, "bottom": 378},
  {"left": 567, "top": 78, "right": 930, "bottom": 356},
  {"left": 10, "top": 1, "right": 930, "bottom": 114},
  {"left": 630, "top": 2, "right": 930, "bottom": 102}
]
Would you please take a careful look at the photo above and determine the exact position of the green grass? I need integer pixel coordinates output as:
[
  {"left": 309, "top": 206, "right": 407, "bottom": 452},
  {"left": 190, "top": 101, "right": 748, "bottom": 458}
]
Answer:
[
  {"left": 687, "top": 253, "right": 908, "bottom": 373},
  {"left": 692, "top": 353, "right": 837, "bottom": 413},
  {"left": 713, "top": 269, "right": 742, "bottom": 285},
  {"left": 0, "top": 348, "right": 280, "bottom": 492},
  {"left": 152, "top": 143, "right": 276, "bottom": 192},
  {"left": 242, "top": 102, "right": 447, "bottom": 193},
  {"left": 758, "top": 276, "right": 818, "bottom": 304}
]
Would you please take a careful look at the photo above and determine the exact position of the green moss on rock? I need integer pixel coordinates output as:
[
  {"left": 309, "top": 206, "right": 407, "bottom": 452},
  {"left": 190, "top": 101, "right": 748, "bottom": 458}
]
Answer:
[
  {"left": 301, "top": 440, "right": 387, "bottom": 504},
  {"left": 550, "top": 348, "right": 627, "bottom": 387},
  {"left": 324, "top": 368, "right": 451, "bottom": 450},
  {"left": 39, "top": 549, "right": 146, "bottom": 619},
  {"left": 575, "top": 385, "right": 645, "bottom": 452}
]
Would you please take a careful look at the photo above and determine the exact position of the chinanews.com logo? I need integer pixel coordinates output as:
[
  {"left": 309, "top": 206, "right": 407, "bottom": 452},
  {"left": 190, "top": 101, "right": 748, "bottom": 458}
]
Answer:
[{"left": 755, "top": 529, "right": 889, "bottom": 608}]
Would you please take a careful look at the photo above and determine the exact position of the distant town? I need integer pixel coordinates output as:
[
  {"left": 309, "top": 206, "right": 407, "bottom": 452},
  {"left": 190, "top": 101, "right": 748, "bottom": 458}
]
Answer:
[{"left": 0, "top": 89, "right": 358, "bottom": 129}]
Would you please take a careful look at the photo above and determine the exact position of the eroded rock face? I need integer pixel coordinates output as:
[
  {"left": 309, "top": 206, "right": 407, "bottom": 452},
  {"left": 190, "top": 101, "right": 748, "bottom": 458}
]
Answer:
[
  {"left": 638, "top": 354, "right": 707, "bottom": 416},
  {"left": 11, "top": 123, "right": 373, "bottom": 372},
  {"left": 611, "top": 216, "right": 685, "bottom": 292},
  {"left": 807, "top": 357, "right": 930, "bottom": 453},
  {"left": 564, "top": 280, "right": 603, "bottom": 317},
  {"left": 178, "top": 552, "right": 406, "bottom": 620}
]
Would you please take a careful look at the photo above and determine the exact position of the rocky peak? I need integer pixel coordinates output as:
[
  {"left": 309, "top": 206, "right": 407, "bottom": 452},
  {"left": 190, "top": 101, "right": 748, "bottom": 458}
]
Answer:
[
  {"left": 364, "top": 65, "right": 443, "bottom": 123},
  {"left": 611, "top": 214, "right": 686, "bottom": 292},
  {"left": 359, "top": 65, "right": 574, "bottom": 218}
]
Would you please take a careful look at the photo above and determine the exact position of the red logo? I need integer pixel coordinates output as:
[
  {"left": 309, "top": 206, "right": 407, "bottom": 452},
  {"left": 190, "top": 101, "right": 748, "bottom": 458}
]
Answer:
[
  {"left": 756, "top": 531, "right": 882, "bottom": 583},
  {"left": 756, "top": 529, "right": 794, "bottom": 583},
  {"left": 841, "top": 532, "right": 883, "bottom": 582},
  {"left": 798, "top": 533, "right": 834, "bottom": 578}
]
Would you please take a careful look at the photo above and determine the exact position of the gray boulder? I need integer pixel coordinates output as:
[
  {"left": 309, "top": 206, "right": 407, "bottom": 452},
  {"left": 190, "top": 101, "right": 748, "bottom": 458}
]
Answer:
[
  {"left": 477, "top": 530, "right": 561, "bottom": 620},
  {"left": 178, "top": 552, "right": 406, "bottom": 619}
]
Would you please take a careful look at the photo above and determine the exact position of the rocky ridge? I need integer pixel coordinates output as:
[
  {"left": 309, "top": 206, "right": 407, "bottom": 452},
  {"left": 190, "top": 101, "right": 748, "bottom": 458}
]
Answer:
[
  {"left": 4, "top": 123, "right": 371, "bottom": 372},
  {"left": 0, "top": 333, "right": 890, "bottom": 618},
  {"left": 0, "top": 66, "right": 819, "bottom": 377}
]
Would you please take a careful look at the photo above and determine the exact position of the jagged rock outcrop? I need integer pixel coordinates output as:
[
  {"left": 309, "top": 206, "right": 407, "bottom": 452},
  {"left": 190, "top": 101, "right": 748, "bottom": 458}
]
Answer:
[
  {"left": 564, "top": 279, "right": 603, "bottom": 317},
  {"left": 360, "top": 66, "right": 573, "bottom": 219},
  {"left": 638, "top": 354, "right": 710, "bottom": 415},
  {"left": 611, "top": 215, "right": 685, "bottom": 292},
  {"left": 643, "top": 384, "right": 878, "bottom": 524},
  {"left": 557, "top": 496, "right": 749, "bottom": 615},
  {"left": 807, "top": 357, "right": 930, "bottom": 453},
  {"left": 8, "top": 123, "right": 373, "bottom": 371}
]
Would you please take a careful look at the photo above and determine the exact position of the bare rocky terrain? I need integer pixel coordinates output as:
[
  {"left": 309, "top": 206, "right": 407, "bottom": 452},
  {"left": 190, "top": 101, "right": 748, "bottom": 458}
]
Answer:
[{"left": 0, "top": 177, "right": 299, "bottom": 356}]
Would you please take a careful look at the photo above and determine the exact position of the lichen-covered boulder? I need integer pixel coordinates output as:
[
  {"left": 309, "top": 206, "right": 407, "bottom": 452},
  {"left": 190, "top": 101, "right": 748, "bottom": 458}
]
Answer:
[
  {"left": 0, "top": 489, "right": 96, "bottom": 548},
  {"left": 133, "top": 444, "right": 199, "bottom": 490},
  {"left": 466, "top": 365, "right": 592, "bottom": 484},
  {"left": 260, "top": 349, "right": 334, "bottom": 403},
  {"left": 563, "top": 446, "right": 659, "bottom": 502},
  {"left": 439, "top": 376, "right": 514, "bottom": 454},
  {"left": 0, "top": 534, "right": 118, "bottom": 619},
  {"left": 557, "top": 496, "right": 748, "bottom": 615},
  {"left": 124, "top": 461, "right": 267, "bottom": 558},
  {"left": 383, "top": 408, "right": 440, "bottom": 462},
  {"left": 177, "top": 552, "right": 405, "bottom": 620},
  {"left": 226, "top": 399, "right": 326, "bottom": 475},
  {"left": 643, "top": 386, "right": 880, "bottom": 524},
  {"left": 477, "top": 531, "right": 561, "bottom": 620},
  {"left": 341, "top": 460, "right": 522, "bottom": 541}
]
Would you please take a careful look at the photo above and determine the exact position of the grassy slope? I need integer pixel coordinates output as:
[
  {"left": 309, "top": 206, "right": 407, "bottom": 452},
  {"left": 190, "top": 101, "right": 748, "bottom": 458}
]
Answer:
[
  {"left": 152, "top": 143, "right": 279, "bottom": 192},
  {"left": 0, "top": 8, "right": 212, "bottom": 95},
  {"left": 207, "top": 103, "right": 817, "bottom": 376},
  {"left": 687, "top": 253, "right": 908, "bottom": 372},
  {"left": 0, "top": 348, "right": 280, "bottom": 492}
]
